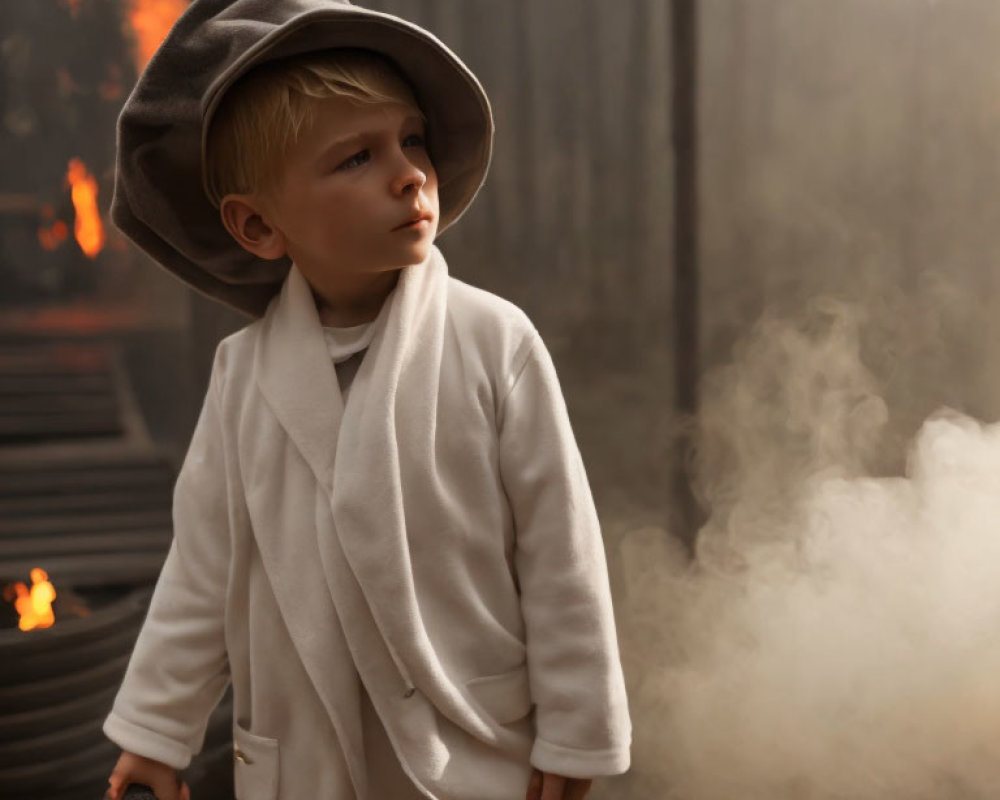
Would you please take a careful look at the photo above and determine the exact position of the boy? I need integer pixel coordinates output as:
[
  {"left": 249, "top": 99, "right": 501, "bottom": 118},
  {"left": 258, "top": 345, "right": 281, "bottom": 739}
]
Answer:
[{"left": 103, "top": 2, "right": 631, "bottom": 799}]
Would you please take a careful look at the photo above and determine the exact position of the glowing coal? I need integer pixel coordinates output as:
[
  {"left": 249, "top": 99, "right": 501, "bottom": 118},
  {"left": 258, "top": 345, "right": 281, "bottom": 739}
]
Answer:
[{"left": 620, "top": 298, "right": 1000, "bottom": 800}]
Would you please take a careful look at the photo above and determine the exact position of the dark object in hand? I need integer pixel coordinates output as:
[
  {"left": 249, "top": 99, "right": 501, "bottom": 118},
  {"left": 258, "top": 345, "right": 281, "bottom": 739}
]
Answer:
[{"left": 122, "top": 785, "right": 158, "bottom": 800}]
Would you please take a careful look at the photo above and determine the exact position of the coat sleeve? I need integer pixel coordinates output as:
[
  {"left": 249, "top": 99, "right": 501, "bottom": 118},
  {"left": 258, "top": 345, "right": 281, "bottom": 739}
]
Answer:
[
  {"left": 103, "top": 347, "right": 233, "bottom": 770},
  {"left": 497, "top": 330, "right": 632, "bottom": 778}
]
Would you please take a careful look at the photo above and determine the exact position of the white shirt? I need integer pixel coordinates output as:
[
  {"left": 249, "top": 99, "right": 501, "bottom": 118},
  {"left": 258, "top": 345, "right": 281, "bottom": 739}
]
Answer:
[{"left": 322, "top": 321, "right": 375, "bottom": 400}]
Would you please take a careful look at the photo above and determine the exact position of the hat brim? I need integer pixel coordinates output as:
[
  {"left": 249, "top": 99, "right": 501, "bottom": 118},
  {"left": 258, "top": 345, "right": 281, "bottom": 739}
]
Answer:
[{"left": 111, "top": 2, "right": 493, "bottom": 318}]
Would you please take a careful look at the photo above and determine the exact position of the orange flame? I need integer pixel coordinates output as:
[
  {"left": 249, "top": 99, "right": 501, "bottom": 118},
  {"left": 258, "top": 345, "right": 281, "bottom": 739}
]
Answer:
[
  {"left": 3, "top": 569, "right": 56, "bottom": 632},
  {"left": 66, "top": 158, "right": 105, "bottom": 258},
  {"left": 126, "top": 0, "right": 187, "bottom": 72}
]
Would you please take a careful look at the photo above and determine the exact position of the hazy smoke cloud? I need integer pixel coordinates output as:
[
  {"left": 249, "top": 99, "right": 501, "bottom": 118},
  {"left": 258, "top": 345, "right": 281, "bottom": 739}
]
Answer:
[{"left": 618, "top": 292, "right": 1000, "bottom": 800}]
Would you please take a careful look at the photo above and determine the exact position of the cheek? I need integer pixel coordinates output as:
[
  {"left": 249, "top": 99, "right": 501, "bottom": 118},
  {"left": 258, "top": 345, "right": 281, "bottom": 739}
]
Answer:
[
  {"left": 424, "top": 174, "right": 441, "bottom": 208},
  {"left": 306, "top": 188, "right": 359, "bottom": 230}
]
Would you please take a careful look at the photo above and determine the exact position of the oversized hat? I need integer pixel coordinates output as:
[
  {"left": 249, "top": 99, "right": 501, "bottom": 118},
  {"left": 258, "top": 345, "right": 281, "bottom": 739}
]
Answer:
[{"left": 111, "top": 0, "right": 494, "bottom": 317}]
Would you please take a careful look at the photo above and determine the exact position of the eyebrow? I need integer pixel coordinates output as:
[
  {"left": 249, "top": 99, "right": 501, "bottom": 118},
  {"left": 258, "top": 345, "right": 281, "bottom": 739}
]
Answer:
[{"left": 317, "top": 113, "right": 426, "bottom": 163}]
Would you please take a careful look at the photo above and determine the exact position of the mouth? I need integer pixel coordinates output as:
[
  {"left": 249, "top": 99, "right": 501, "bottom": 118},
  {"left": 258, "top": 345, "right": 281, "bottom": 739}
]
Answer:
[{"left": 393, "top": 212, "right": 434, "bottom": 232}]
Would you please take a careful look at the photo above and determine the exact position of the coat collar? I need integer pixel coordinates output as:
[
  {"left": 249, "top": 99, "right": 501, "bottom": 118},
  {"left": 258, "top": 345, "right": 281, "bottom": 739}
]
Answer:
[{"left": 253, "top": 251, "right": 436, "bottom": 495}]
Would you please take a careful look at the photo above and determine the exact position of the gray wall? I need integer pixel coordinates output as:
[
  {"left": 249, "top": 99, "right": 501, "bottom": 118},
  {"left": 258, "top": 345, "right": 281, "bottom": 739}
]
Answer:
[{"left": 700, "top": 0, "right": 1000, "bottom": 458}]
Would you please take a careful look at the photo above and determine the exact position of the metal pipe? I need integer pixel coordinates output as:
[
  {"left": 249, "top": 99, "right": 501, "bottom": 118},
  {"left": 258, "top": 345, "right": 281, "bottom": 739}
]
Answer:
[{"left": 670, "top": 0, "right": 703, "bottom": 549}]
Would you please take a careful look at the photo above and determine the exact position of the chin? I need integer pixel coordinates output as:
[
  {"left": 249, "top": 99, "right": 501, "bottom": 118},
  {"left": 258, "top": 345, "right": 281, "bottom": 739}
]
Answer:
[{"left": 396, "top": 242, "right": 432, "bottom": 266}]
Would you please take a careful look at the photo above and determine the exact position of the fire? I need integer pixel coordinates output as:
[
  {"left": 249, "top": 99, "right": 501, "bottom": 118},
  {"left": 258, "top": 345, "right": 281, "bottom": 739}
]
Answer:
[
  {"left": 125, "top": 0, "right": 187, "bottom": 72},
  {"left": 3, "top": 569, "right": 57, "bottom": 632},
  {"left": 66, "top": 158, "right": 105, "bottom": 258}
]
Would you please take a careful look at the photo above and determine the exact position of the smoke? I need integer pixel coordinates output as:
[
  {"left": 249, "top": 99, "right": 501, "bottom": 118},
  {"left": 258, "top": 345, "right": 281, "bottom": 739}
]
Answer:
[{"left": 617, "top": 289, "right": 1000, "bottom": 800}]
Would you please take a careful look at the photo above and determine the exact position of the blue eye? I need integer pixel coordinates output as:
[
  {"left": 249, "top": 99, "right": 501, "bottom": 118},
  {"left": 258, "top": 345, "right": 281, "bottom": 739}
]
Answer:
[{"left": 338, "top": 149, "right": 370, "bottom": 170}]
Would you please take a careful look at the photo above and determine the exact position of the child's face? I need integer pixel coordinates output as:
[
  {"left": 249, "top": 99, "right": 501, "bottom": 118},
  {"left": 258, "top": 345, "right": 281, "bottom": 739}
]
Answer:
[{"left": 260, "top": 93, "right": 439, "bottom": 285}]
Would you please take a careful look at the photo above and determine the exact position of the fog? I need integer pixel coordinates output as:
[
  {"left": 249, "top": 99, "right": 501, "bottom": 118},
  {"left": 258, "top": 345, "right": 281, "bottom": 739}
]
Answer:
[
  {"left": 603, "top": 4, "right": 1000, "bottom": 792},
  {"left": 617, "top": 281, "right": 1000, "bottom": 799}
]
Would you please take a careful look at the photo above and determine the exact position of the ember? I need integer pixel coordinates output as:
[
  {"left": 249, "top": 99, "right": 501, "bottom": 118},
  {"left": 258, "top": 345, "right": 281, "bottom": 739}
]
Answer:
[
  {"left": 59, "top": 0, "right": 83, "bottom": 19},
  {"left": 38, "top": 220, "right": 69, "bottom": 252},
  {"left": 98, "top": 64, "right": 125, "bottom": 102}
]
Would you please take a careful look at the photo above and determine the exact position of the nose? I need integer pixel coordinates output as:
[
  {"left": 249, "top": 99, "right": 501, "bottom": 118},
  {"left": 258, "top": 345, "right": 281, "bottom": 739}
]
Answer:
[{"left": 390, "top": 151, "right": 427, "bottom": 197}]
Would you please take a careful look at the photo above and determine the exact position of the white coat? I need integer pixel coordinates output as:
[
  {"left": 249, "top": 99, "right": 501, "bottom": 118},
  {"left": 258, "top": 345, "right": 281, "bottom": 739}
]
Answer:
[{"left": 103, "top": 247, "right": 632, "bottom": 800}]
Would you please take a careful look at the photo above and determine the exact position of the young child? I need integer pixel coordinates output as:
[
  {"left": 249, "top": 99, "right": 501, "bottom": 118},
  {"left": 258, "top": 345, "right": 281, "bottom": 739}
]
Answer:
[{"left": 103, "top": 1, "right": 631, "bottom": 799}]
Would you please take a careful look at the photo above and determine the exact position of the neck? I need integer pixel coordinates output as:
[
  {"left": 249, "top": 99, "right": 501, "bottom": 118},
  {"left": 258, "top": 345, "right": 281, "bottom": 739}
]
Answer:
[{"left": 312, "top": 269, "right": 401, "bottom": 327}]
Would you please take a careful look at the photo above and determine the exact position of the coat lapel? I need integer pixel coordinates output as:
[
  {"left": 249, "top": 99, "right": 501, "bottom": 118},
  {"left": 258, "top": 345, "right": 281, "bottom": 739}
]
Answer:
[{"left": 255, "top": 262, "right": 342, "bottom": 493}]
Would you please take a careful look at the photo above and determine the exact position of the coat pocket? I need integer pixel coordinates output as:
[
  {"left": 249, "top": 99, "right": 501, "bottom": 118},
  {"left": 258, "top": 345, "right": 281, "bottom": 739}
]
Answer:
[
  {"left": 465, "top": 664, "right": 534, "bottom": 725},
  {"left": 232, "top": 722, "right": 280, "bottom": 800}
]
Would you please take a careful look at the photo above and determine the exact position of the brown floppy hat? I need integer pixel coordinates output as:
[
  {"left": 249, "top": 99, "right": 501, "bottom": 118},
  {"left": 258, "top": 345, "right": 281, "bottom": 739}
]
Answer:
[{"left": 112, "top": 0, "right": 494, "bottom": 317}]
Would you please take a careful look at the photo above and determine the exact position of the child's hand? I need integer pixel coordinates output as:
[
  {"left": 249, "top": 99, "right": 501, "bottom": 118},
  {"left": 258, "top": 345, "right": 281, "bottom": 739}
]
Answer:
[
  {"left": 106, "top": 751, "right": 190, "bottom": 800},
  {"left": 525, "top": 768, "right": 593, "bottom": 800}
]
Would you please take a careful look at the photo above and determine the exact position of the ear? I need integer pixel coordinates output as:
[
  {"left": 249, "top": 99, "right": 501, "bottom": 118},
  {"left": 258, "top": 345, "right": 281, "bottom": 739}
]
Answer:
[{"left": 219, "top": 193, "right": 288, "bottom": 260}]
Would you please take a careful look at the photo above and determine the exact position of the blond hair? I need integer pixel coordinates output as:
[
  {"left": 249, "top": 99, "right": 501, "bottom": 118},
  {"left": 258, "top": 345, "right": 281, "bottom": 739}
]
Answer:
[{"left": 205, "top": 49, "right": 424, "bottom": 205}]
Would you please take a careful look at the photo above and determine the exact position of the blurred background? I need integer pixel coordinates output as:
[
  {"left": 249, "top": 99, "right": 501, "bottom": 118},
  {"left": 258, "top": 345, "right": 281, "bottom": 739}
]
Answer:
[{"left": 2, "top": 0, "right": 1000, "bottom": 798}]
